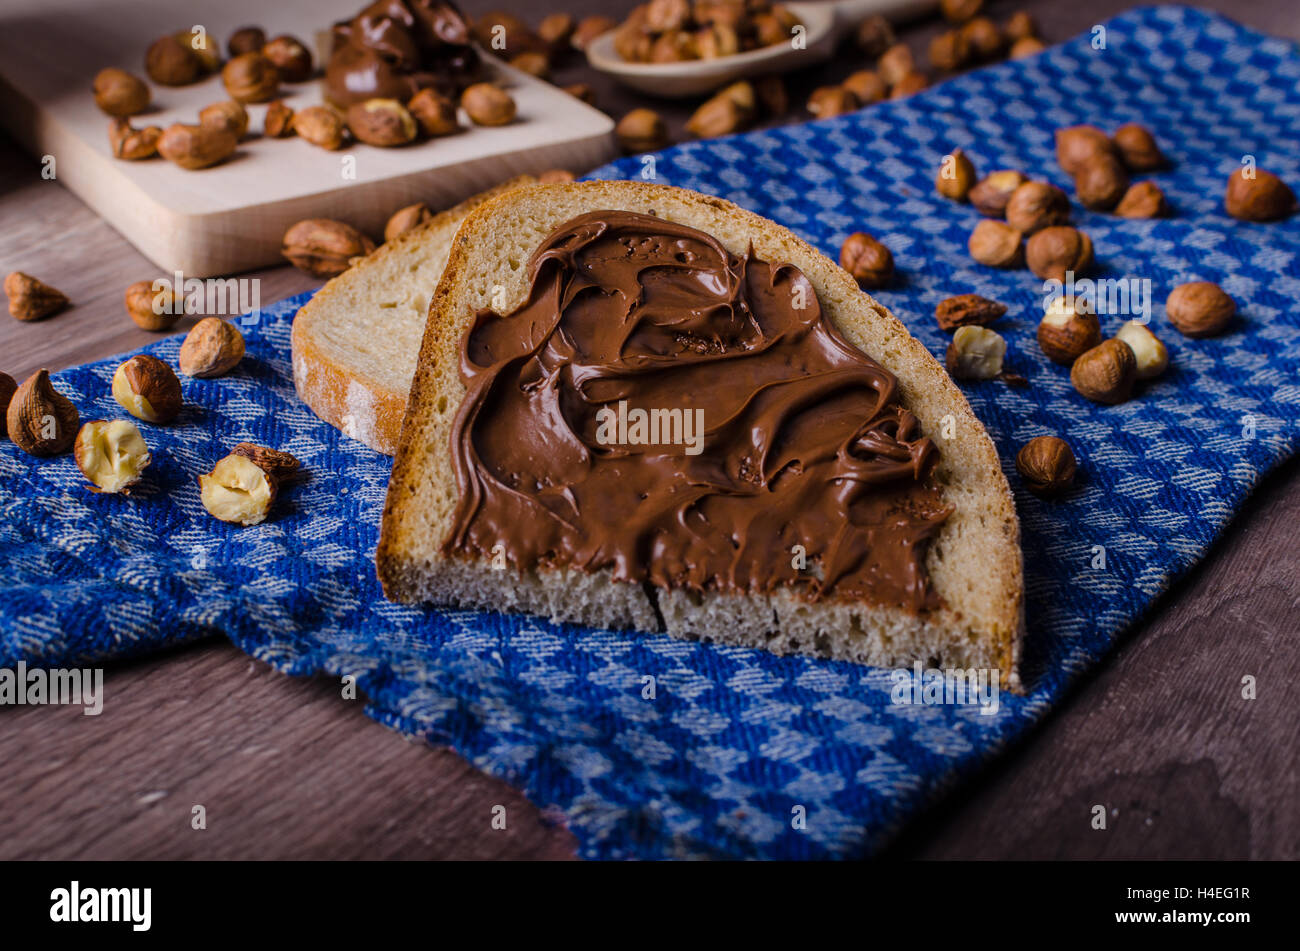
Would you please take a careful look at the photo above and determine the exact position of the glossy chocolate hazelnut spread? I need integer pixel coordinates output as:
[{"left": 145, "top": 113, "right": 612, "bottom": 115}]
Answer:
[
  {"left": 326, "top": 0, "right": 478, "bottom": 107},
  {"left": 443, "top": 211, "right": 953, "bottom": 612}
]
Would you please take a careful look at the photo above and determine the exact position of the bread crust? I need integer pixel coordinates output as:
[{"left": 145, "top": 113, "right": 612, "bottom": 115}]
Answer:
[{"left": 379, "top": 182, "right": 1024, "bottom": 689}]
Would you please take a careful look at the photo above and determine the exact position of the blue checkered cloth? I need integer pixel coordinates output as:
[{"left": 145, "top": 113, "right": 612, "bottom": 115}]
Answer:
[{"left": 2, "top": 6, "right": 1297, "bottom": 858}]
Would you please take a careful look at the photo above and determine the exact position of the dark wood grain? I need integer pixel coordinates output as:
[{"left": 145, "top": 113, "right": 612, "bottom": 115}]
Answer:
[{"left": 1, "top": 0, "right": 1296, "bottom": 861}]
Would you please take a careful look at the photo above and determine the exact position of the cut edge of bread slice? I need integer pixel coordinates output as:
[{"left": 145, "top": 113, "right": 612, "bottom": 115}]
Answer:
[
  {"left": 378, "top": 181, "right": 1025, "bottom": 691},
  {"left": 290, "top": 176, "right": 536, "bottom": 455}
]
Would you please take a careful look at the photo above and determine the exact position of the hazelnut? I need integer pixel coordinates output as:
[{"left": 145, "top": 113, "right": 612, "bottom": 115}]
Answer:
[
  {"left": 1115, "top": 320, "right": 1169, "bottom": 379},
  {"left": 1054, "top": 125, "right": 1114, "bottom": 176},
  {"left": 1015, "top": 436, "right": 1076, "bottom": 498},
  {"left": 807, "top": 86, "right": 859, "bottom": 118},
  {"left": 616, "top": 108, "right": 669, "bottom": 153},
  {"left": 936, "top": 148, "right": 977, "bottom": 202},
  {"left": 940, "top": 0, "right": 983, "bottom": 22},
  {"left": 227, "top": 26, "right": 266, "bottom": 58},
  {"left": 179, "top": 318, "right": 245, "bottom": 378},
  {"left": 92, "top": 68, "right": 150, "bottom": 117},
  {"left": 1003, "top": 10, "right": 1038, "bottom": 41},
  {"left": 157, "top": 123, "right": 238, "bottom": 170},
  {"left": 1166, "top": 281, "right": 1234, "bottom": 338},
  {"left": 384, "top": 202, "right": 434, "bottom": 242},
  {"left": 462, "top": 83, "right": 517, "bottom": 127},
  {"left": 1112, "top": 124, "right": 1165, "bottom": 171},
  {"left": 510, "top": 51, "right": 551, "bottom": 79},
  {"left": 199, "top": 100, "right": 249, "bottom": 140},
  {"left": 6, "top": 369, "right": 79, "bottom": 456},
  {"left": 109, "top": 118, "right": 162, "bottom": 160},
  {"left": 961, "top": 17, "right": 1003, "bottom": 60},
  {"left": 0, "top": 372, "right": 15, "bottom": 439},
  {"left": 347, "top": 99, "right": 417, "bottom": 147},
  {"left": 1074, "top": 152, "right": 1129, "bottom": 210},
  {"left": 145, "top": 34, "right": 204, "bottom": 86},
  {"left": 890, "top": 73, "right": 929, "bottom": 99},
  {"left": 538, "top": 168, "right": 576, "bottom": 184},
  {"left": 473, "top": 11, "right": 546, "bottom": 55},
  {"left": 969, "top": 170, "right": 1027, "bottom": 217},
  {"left": 5, "top": 271, "right": 69, "bottom": 322},
  {"left": 1005, "top": 181, "right": 1070, "bottom": 233},
  {"left": 935, "top": 293, "right": 1005, "bottom": 331},
  {"left": 945, "top": 326, "right": 1006, "bottom": 380},
  {"left": 1037, "top": 299, "right": 1101, "bottom": 364},
  {"left": 1026, "top": 226, "right": 1093, "bottom": 281},
  {"left": 75, "top": 420, "right": 151, "bottom": 494},
  {"left": 968, "top": 220, "right": 1024, "bottom": 268},
  {"left": 539, "top": 13, "right": 576, "bottom": 48},
  {"left": 929, "top": 30, "right": 970, "bottom": 72},
  {"left": 262, "top": 34, "right": 312, "bottom": 83},
  {"left": 1071, "top": 339, "right": 1136, "bottom": 404},
  {"left": 696, "top": 24, "right": 740, "bottom": 60},
  {"left": 293, "top": 106, "right": 348, "bottom": 150},
  {"left": 688, "top": 93, "right": 751, "bottom": 138},
  {"left": 408, "top": 89, "right": 460, "bottom": 137},
  {"left": 719, "top": 81, "right": 757, "bottom": 116},
  {"left": 222, "top": 52, "right": 280, "bottom": 103},
  {"left": 563, "top": 83, "right": 597, "bottom": 107},
  {"left": 281, "top": 218, "right": 377, "bottom": 278},
  {"left": 199, "top": 452, "right": 277, "bottom": 526},
  {"left": 842, "top": 70, "right": 885, "bottom": 105},
  {"left": 877, "top": 43, "right": 915, "bottom": 87},
  {"left": 1224, "top": 169, "right": 1296, "bottom": 222},
  {"left": 231, "top": 442, "right": 300, "bottom": 480},
  {"left": 1114, "top": 181, "right": 1168, "bottom": 219},
  {"left": 111, "top": 354, "right": 182, "bottom": 424},
  {"left": 178, "top": 29, "right": 222, "bottom": 73},
  {"left": 754, "top": 76, "right": 788, "bottom": 117},
  {"left": 1008, "top": 37, "right": 1045, "bottom": 58},
  {"left": 264, "top": 100, "right": 295, "bottom": 138},
  {"left": 855, "top": 15, "right": 895, "bottom": 58},
  {"left": 840, "top": 232, "right": 894, "bottom": 288},
  {"left": 125, "top": 280, "right": 184, "bottom": 331},
  {"left": 572, "top": 16, "right": 617, "bottom": 51}
]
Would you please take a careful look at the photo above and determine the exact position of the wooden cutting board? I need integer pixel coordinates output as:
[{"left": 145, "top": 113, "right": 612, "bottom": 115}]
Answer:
[{"left": 0, "top": 0, "right": 616, "bottom": 277}]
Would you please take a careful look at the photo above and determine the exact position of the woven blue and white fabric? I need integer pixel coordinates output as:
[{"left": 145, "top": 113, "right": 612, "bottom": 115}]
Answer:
[{"left": 2, "top": 6, "right": 1297, "bottom": 858}]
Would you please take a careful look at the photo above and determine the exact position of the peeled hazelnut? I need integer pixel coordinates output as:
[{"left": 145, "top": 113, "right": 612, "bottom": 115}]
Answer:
[
  {"left": 1015, "top": 436, "right": 1076, "bottom": 498},
  {"left": 935, "top": 294, "right": 1005, "bottom": 331},
  {"left": 347, "top": 99, "right": 417, "bottom": 147},
  {"left": 157, "top": 123, "right": 238, "bottom": 170},
  {"left": 807, "top": 86, "right": 859, "bottom": 118},
  {"left": 111, "top": 354, "right": 182, "bottom": 424},
  {"left": 563, "top": 83, "right": 597, "bottom": 107},
  {"left": 179, "top": 318, "right": 245, "bottom": 378},
  {"left": 5, "top": 271, "right": 69, "bottom": 322},
  {"left": 573, "top": 15, "right": 617, "bottom": 50},
  {"left": 408, "top": 89, "right": 459, "bottom": 137},
  {"left": 1166, "top": 281, "right": 1234, "bottom": 338},
  {"left": 1116, "top": 320, "right": 1169, "bottom": 379},
  {"left": 227, "top": 26, "right": 266, "bottom": 58},
  {"left": 0, "top": 372, "right": 15, "bottom": 439},
  {"left": 1074, "top": 152, "right": 1129, "bottom": 211},
  {"left": 1005, "top": 181, "right": 1069, "bottom": 233},
  {"left": 511, "top": 52, "right": 550, "bottom": 79},
  {"left": 855, "top": 15, "right": 895, "bottom": 58},
  {"left": 222, "top": 52, "right": 279, "bottom": 104},
  {"left": 1037, "top": 299, "right": 1101, "bottom": 364},
  {"left": 1008, "top": 36, "right": 1045, "bottom": 58},
  {"left": 1004, "top": 10, "right": 1038, "bottom": 41},
  {"left": 936, "top": 148, "right": 977, "bottom": 202},
  {"left": 616, "top": 108, "right": 669, "bottom": 153},
  {"left": 877, "top": 43, "right": 914, "bottom": 87},
  {"left": 75, "top": 420, "right": 151, "bottom": 494},
  {"left": 929, "top": 30, "right": 970, "bottom": 72},
  {"left": 178, "top": 29, "right": 222, "bottom": 73},
  {"left": 6, "top": 369, "right": 79, "bottom": 456},
  {"left": 961, "top": 17, "right": 1003, "bottom": 60},
  {"left": 262, "top": 34, "right": 312, "bottom": 83},
  {"left": 890, "top": 73, "right": 929, "bottom": 99},
  {"left": 969, "top": 170, "right": 1027, "bottom": 217},
  {"left": 840, "top": 232, "right": 894, "bottom": 288},
  {"left": 145, "top": 34, "right": 204, "bottom": 86},
  {"left": 946, "top": 326, "right": 1006, "bottom": 380},
  {"left": 199, "top": 100, "right": 249, "bottom": 140},
  {"left": 264, "top": 100, "right": 295, "bottom": 138},
  {"left": 695, "top": 23, "right": 738, "bottom": 59},
  {"left": 282, "top": 219, "right": 377, "bottom": 278},
  {"left": 93, "top": 68, "right": 150, "bottom": 117},
  {"left": 1112, "top": 124, "right": 1165, "bottom": 172},
  {"left": 1071, "top": 339, "right": 1136, "bottom": 404},
  {"left": 109, "top": 118, "right": 162, "bottom": 160},
  {"left": 1114, "top": 181, "right": 1168, "bottom": 219},
  {"left": 719, "top": 81, "right": 757, "bottom": 116},
  {"left": 538, "top": 169, "right": 576, "bottom": 184},
  {"left": 842, "top": 70, "right": 886, "bottom": 105},
  {"left": 293, "top": 106, "right": 348, "bottom": 150},
  {"left": 941, "top": 0, "right": 984, "bottom": 22},
  {"left": 1224, "top": 168, "right": 1296, "bottom": 222},
  {"left": 125, "top": 279, "right": 184, "bottom": 331},
  {"left": 1026, "top": 226, "right": 1093, "bottom": 281},
  {"left": 688, "top": 93, "right": 750, "bottom": 138},
  {"left": 384, "top": 202, "right": 434, "bottom": 242},
  {"left": 539, "top": 13, "right": 576, "bottom": 48},
  {"left": 231, "top": 442, "right": 300, "bottom": 480},
  {"left": 968, "top": 220, "right": 1024, "bottom": 268},
  {"left": 200, "top": 452, "right": 277, "bottom": 526}
]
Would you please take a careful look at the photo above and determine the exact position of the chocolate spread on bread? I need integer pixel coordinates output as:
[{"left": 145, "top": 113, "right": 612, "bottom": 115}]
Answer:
[
  {"left": 443, "top": 211, "right": 952, "bottom": 612},
  {"left": 325, "top": 0, "right": 478, "bottom": 108}
]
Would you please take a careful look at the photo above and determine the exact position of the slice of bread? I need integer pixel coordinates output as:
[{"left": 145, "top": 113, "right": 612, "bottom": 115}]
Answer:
[
  {"left": 290, "top": 177, "right": 535, "bottom": 455},
  {"left": 378, "top": 181, "right": 1024, "bottom": 689}
]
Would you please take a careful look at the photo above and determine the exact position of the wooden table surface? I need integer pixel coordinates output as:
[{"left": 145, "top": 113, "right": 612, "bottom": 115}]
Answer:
[{"left": 1, "top": 0, "right": 1296, "bottom": 860}]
